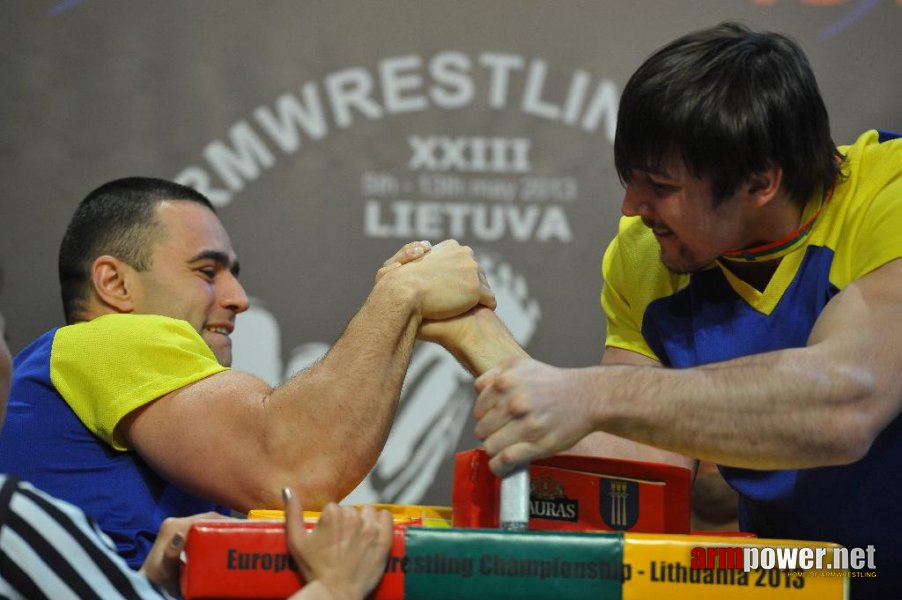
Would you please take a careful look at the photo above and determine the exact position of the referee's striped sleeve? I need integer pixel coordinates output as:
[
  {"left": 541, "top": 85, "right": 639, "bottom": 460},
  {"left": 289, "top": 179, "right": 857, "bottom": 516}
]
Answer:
[{"left": 0, "top": 475, "right": 170, "bottom": 600}]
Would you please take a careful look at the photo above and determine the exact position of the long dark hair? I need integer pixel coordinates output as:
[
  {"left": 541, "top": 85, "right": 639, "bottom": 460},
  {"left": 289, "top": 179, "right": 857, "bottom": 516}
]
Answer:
[{"left": 615, "top": 22, "right": 840, "bottom": 206}]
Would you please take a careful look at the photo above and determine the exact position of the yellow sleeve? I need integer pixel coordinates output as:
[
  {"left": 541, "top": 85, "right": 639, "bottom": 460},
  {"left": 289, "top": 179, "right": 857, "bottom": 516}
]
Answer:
[
  {"left": 601, "top": 218, "right": 660, "bottom": 361},
  {"left": 50, "top": 314, "right": 228, "bottom": 450},
  {"left": 846, "top": 137, "right": 902, "bottom": 280},
  {"left": 822, "top": 132, "right": 902, "bottom": 287}
]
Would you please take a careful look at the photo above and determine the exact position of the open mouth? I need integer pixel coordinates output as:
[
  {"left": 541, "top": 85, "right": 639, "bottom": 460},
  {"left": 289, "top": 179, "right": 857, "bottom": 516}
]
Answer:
[
  {"left": 205, "top": 326, "right": 231, "bottom": 336},
  {"left": 651, "top": 224, "right": 673, "bottom": 237},
  {"left": 642, "top": 218, "right": 672, "bottom": 237}
]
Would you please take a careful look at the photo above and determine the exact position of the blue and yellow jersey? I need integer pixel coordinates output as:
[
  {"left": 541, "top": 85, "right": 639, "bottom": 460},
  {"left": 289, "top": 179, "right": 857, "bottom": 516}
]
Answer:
[
  {"left": 0, "top": 314, "right": 229, "bottom": 568},
  {"left": 50, "top": 313, "right": 226, "bottom": 449},
  {"left": 600, "top": 130, "right": 902, "bottom": 591},
  {"left": 603, "top": 129, "right": 902, "bottom": 367}
]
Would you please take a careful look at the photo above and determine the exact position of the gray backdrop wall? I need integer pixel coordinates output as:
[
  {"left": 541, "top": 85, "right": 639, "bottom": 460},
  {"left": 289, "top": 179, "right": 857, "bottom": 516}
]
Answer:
[{"left": 2, "top": 0, "right": 900, "bottom": 506}]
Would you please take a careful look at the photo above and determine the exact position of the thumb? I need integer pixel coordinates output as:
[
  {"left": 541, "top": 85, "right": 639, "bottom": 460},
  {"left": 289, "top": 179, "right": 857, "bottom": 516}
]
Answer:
[
  {"left": 155, "top": 530, "right": 186, "bottom": 597},
  {"left": 283, "top": 487, "right": 306, "bottom": 549}
]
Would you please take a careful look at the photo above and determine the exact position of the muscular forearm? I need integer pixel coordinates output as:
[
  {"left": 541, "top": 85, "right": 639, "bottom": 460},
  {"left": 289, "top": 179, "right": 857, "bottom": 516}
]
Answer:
[
  {"left": 590, "top": 345, "right": 878, "bottom": 469},
  {"left": 128, "top": 240, "right": 491, "bottom": 511},
  {"left": 564, "top": 347, "right": 695, "bottom": 470},
  {"left": 129, "top": 279, "right": 423, "bottom": 512},
  {"left": 478, "top": 261, "right": 902, "bottom": 476},
  {"left": 261, "top": 277, "right": 421, "bottom": 506}
]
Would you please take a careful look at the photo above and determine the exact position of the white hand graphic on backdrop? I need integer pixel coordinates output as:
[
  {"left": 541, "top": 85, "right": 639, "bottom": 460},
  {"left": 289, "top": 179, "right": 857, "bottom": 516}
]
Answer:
[{"left": 231, "top": 250, "right": 540, "bottom": 505}]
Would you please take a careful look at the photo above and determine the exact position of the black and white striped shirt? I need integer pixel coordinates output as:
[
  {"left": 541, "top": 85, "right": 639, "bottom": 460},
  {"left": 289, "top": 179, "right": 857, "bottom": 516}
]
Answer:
[{"left": 0, "top": 475, "right": 169, "bottom": 599}]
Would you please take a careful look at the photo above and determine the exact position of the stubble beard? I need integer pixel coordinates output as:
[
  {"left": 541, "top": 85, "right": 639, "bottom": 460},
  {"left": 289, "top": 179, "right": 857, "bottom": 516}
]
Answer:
[{"left": 660, "top": 245, "right": 709, "bottom": 275}]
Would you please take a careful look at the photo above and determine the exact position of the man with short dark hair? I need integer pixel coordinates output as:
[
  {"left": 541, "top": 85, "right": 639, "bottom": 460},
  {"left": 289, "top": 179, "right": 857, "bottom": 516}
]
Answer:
[
  {"left": 0, "top": 176, "right": 494, "bottom": 567},
  {"left": 0, "top": 304, "right": 394, "bottom": 600},
  {"left": 471, "top": 23, "right": 902, "bottom": 599}
]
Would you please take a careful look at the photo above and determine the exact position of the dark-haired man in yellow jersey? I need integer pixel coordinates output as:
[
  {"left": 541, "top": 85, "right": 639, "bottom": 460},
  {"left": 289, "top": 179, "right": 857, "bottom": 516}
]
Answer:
[{"left": 472, "top": 23, "right": 902, "bottom": 600}]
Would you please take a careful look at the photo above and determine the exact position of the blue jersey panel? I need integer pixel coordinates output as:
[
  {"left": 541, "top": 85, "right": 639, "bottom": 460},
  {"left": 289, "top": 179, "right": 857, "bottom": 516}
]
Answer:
[
  {"left": 0, "top": 330, "right": 226, "bottom": 569},
  {"left": 642, "top": 246, "right": 839, "bottom": 368}
]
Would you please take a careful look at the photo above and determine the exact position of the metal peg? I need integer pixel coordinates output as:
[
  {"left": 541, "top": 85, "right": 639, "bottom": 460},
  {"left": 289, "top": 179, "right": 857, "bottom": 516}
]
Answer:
[{"left": 500, "top": 465, "right": 530, "bottom": 530}]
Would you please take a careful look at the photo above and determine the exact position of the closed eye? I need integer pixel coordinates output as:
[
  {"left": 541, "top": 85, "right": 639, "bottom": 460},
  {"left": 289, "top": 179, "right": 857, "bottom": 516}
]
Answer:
[{"left": 648, "top": 178, "right": 677, "bottom": 194}]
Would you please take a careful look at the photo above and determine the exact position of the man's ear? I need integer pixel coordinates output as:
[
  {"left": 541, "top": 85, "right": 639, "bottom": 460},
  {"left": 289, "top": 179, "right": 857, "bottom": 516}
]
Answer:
[
  {"left": 91, "top": 255, "right": 139, "bottom": 314},
  {"left": 745, "top": 164, "right": 783, "bottom": 208}
]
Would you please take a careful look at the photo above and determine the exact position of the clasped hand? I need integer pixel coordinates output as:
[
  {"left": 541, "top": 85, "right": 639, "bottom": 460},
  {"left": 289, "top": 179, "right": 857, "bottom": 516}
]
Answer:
[
  {"left": 378, "top": 239, "right": 495, "bottom": 339},
  {"left": 473, "top": 357, "right": 595, "bottom": 476}
]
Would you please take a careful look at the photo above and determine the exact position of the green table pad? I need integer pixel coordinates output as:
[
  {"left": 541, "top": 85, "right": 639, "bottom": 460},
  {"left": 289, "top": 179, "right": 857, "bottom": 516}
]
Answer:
[{"left": 402, "top": 527, "right": 625, "bottom": 599}]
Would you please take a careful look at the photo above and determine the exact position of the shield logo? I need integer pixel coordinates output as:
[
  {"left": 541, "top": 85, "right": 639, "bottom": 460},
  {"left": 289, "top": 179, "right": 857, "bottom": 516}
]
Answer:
[
  {"left": 531, "top": 475, "right": 564, "bottom": 500},
  {"left": 600, "top": 478, "right": 640, "bottom": 530}
]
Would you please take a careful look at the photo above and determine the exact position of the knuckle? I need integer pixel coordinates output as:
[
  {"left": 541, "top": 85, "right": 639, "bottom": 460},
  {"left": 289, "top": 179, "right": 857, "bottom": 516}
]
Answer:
[
  {"left": 495, "top": 372, "right": 515, "bottom": 392},
  {"left": 499, "top": 447, "right": 521, "bottom": 466},
  {"left": 507, "top": 394, "right": 527, "bottom": 415},
  {"left": 158, "top": 517, "right": 178, "bottom": 534},
  {"left": 521, "top": 415, "right": 545, "bottom": 440}
]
